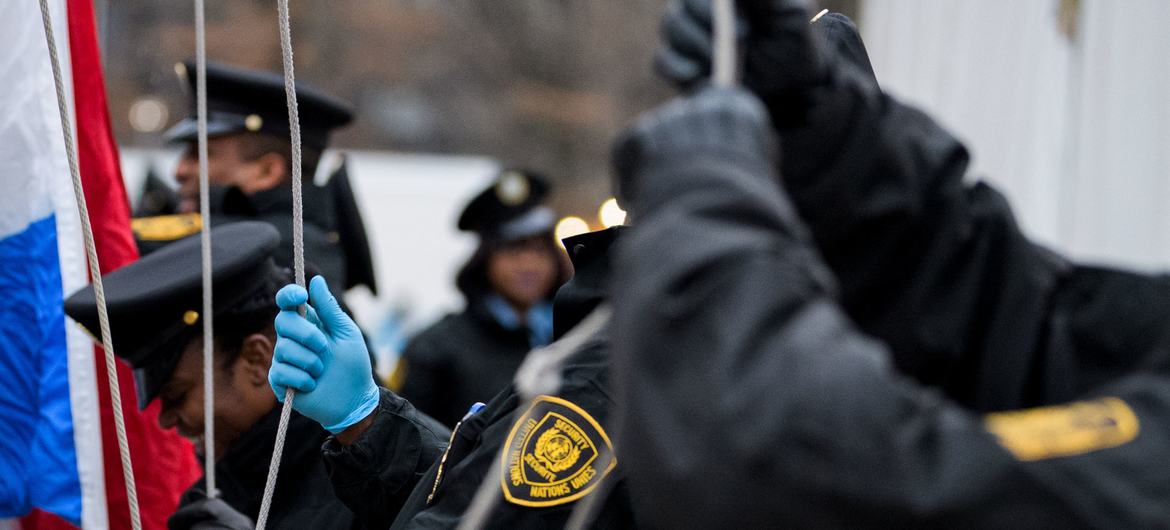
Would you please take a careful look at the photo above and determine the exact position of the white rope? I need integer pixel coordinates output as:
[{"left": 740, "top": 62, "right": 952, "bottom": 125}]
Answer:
[
  {"left": 35, "top": 1, "right": 142, "bottom": 528},
  {"left": 194, "top": 0, "right": 217, "bottom": 498},
  {"left": 456, "top": 306, "right": 612, "bottom": 530},
  {"left": 255, "top": 0, "right": 304, "bottom": 527},
  {"left": 712, "top": 0, "right": 738, "bottom": 88}
]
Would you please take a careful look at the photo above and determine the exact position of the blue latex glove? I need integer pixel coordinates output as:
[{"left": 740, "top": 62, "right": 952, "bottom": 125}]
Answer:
[{"left": 270, "top": 275, "right": 379, "bottom": 433}]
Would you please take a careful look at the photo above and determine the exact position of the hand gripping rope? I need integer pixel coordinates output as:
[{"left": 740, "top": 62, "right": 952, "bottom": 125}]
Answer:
[{"left": 36, "top": 0, "right": 142, "bottom": 528}]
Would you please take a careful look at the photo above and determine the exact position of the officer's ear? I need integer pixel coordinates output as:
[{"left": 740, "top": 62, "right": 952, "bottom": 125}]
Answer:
[
  {"left": 236, "top": 333, "right": 275, "bottom": 388},
  {"left": 248, "top": 152, "right": 288, "bottom": 193}
]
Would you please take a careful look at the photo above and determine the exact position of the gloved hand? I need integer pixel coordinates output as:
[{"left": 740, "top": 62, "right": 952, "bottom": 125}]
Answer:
[
  {"left": 612, "top": 86, "right": 776, "bottom": 213},
  {"left": 167, "top": 496, "right": 253, "bottom": 530},
  {"left": 655, "top": 0, "right": 828, "bottom": 124},
  {"left": 270, "top": 275, "right": 380, "bottom": 433}
]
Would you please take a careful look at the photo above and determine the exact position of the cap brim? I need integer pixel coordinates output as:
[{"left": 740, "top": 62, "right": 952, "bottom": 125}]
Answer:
[
  {"left": 495, "top": 206, "right": 556, "bottom": 242},
  {"left": 163, "top": 117, "right": 245, "bottom": 144}
]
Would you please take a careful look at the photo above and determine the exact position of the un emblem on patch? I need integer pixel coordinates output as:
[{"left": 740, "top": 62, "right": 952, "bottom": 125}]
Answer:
[{"left": 501, "top": 395, "right": 615, "bottom": 507}]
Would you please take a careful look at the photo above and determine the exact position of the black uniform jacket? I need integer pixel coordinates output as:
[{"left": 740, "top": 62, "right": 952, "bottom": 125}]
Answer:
[
  {"left": 331, "top": 228, "right": 638, "bottom": 529},
  {"left": 321, "top": 389, "right": 451, "bottom": 529},
  {"left": 611, "top": 113, "right": 1170, "bottom": 528},
  {"left": 216, "top": 183, "right": 347, "bottom": 292},
  {"left": 398, "top": 301, "right": 536, "bottom": 428},
  {"left": 178, "top": 408, "right": 360, "bottom": 529},
  {"left": 135, "top": 182, "right": 347, "bottom": 292},
  {"left": 777, "top": 51, "right": 1170, "bottom": 412}
]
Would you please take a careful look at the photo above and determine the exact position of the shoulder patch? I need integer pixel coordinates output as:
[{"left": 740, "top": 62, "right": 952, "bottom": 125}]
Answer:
[
  {"left": 500, "top": 395, "right": 615, "bottom": 508},
  {"left": 131, "top": 213, "right": 202, "bottom": 241},
  {"left": 985, "top": 397, "right": 1139, "bottom": 461}
]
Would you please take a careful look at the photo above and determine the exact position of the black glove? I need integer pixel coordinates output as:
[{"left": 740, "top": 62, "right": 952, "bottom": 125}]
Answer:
[
  {"left": 612, "top": 87, "right": 776, "bottom": 214},
  {"left": 167, "top": 496, "right": 254, "bottom": 530},
  {"left": 655, "top": 0, "right": 829, "bottom": 124}
]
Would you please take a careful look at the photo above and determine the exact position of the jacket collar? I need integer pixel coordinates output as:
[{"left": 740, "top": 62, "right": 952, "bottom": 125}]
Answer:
[
  {"left": 552, "top": 227, "right": 624, "bottom": 340},
  {"left": 215, "top": 183, "right": 333, "bottom": 229}
]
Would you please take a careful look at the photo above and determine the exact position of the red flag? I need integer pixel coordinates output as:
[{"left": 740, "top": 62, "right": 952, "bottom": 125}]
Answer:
[{"left": 23, "top": 0, "right": 202, "bottom": 528}]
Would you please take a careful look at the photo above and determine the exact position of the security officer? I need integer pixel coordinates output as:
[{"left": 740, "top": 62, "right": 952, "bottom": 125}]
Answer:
[
  {"left": 654, "top": 2, "right": 1170, "bottom": 412},
  {"left": 63, "top": 222, "right": 447, "bottom": 529},
  {"left": 269, "top": 226, "right": 637, "bottom": 529},
  {"left": 397, "top": 169, "right": 571, "bottom": 427},
  {"left": 610, "top": 80, "right": 1170, "bottom": 528},
  {"left": 132, "top": 60, "right": 377, "bottom": 295}
]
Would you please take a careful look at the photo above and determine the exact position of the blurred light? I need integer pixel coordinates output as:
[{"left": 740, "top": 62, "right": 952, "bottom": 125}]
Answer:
[
  {"left": 129, "top": 98, "right": 168, "bottom": 133},
  {"left": 598, "top": 197, "right": 626, "bottom": 228},
  {"left": 555, "top": 216, "right": 590, "bottom": 244}
]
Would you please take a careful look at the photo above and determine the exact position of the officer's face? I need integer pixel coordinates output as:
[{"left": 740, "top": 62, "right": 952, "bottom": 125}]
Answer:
[
  {"left": 487, "top": 235, "right": 560, "bottom": 311},
  {"left": 155, "top": 333, "right": 278, "bottom": 460},
  {"left": 174, "top": 135, "right": 286, "bottom": 214}
]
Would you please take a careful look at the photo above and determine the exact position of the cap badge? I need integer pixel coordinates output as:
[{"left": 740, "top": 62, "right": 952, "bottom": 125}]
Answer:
[
  {"left": 496, "top": 171, "right": 530, "bottom": 206},
  {"left": 245, "top": 114, "right": 264, "bottom": 132},
  {"left": 183, "top": 310, "right": 200, "bottom": 326}
]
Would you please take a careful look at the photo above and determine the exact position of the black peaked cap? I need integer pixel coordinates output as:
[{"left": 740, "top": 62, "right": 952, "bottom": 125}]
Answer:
[
  {"left": 457, "top": 168, "right": 554, "bottom": 243},
  {"left": 164, "top": 59, "right": 354, "bottom": 149},
  {"left": 64, "top": 222, "right": 281, "bottom": 408}
]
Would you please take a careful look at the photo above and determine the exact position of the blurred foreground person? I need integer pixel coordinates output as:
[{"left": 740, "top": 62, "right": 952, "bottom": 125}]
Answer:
[
  {"left": 611, "top": 71, "right": 1170, "bottom": 530},
  {"left": 132, "top": 60, "right": 377, "bottom": 294},
  {"left": 269, "top": 221, "right": 638, "bottom": 528},
  {"left": 397, "top": 170, "right": 570, "bottom": 427},
  {"left": 65, "top": 222, "right": 446, "bottom": 529},
  {"left": 656, "top": 2, "right": 1170, "bottom": 412}
]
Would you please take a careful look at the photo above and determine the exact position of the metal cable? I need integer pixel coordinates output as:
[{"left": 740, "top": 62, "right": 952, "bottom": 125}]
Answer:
[
  {"left": 194, "top": 0, "right": 217, "bottom": 498},
  {"left": 255, "top": 0, "right": 304, "bottom": 526},
  {"left": 712, "top": 0, "right": 738, "bottom": 88},
  {"left": 36, "top": 0, "right": 142, "bottom": 528}
]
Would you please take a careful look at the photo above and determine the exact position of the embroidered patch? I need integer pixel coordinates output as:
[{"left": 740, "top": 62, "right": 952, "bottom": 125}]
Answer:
[
  {"left": 985, "top": 397, "right": 1140, "bottom": 461},
  {"left": 131, "top": 213, "right": 202, "bottom": 241},
  {"left": 500, "top": 395, "right": 615, "bottom": 507}
]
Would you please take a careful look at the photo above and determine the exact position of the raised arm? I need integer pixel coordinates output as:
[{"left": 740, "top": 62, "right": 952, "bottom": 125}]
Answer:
[
  {"left": 655, "top": 1, "right": 1075, "bottom": 409},
  {"left": 610, "top": 87, "right": 1170, "bottom": 528}
]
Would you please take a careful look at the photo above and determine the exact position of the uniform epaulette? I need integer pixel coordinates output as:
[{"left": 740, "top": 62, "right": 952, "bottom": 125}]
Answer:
[{"left": 131, "top": 213, "right": 202, "bottom": 242}]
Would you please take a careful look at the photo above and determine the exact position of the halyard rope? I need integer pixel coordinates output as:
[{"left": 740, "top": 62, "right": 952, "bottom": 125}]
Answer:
[
  {"left": 194, "top": 0, "right": 218, "bottom": 498},
  {"left": 36, "top": 0, "right": 142, "bottom": 528},
  {"left": 712, "top": 0, "right": 737, "bottom": 88},
  {"left": 255, "top": 0, "right": 305, "bottom": 527}
]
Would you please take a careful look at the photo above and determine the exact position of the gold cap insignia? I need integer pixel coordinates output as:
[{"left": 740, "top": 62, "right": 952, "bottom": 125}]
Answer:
[
  {"left": 500, "top": 395, "right": 615, "bottom": 507},
  {"left": 183, "top": 310, "right": 200, "bottom": 326},
  {"left": 131, "top": 213, "right": 202, "bottom": 242},
  {"left": 495, "top": 171, "right": 530, "bottom": 206},
  {"left": 174, "top": 62, "right": 188, "bottom": 80},
  {"left": 985, "top": 397, "right": 1140, "bottom": 461},
  {"left": 245, "top": 114, "right": 264, "bottom": 132}
]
